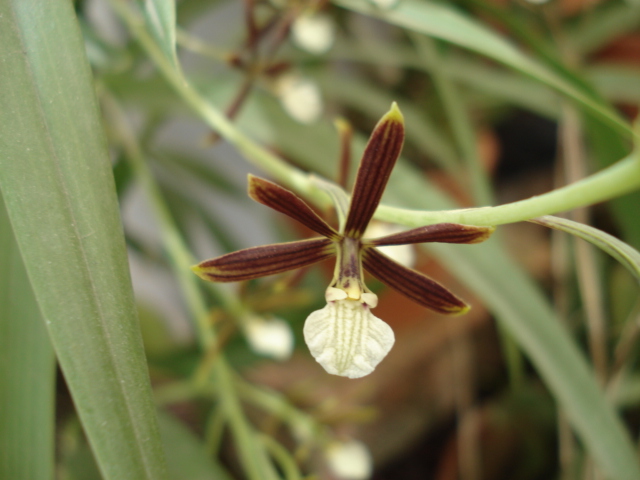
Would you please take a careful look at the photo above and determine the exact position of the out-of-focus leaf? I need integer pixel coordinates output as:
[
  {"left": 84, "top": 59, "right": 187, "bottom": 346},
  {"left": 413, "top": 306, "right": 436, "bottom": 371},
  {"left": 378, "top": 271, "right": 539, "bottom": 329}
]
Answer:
[
  {"left": 154, "top": 151, "right": 241, "bottom": 196},
  {"left": 315, "top": 73, "right": 460, "bottom": 173},
  {"left": 568, "top": 2, "right": 640, "bottom": 55},
  {"left": 104, "top": 72, "right": 183, "bottom": 114},
  {"left": 136, "top": 0, "right": 177, "bottom": 65},
  {"left": 0, "top": 194, "right": 55, "bottom": 480},
  {"left": 330, "top": 40, "right": 560, "bottom": 119},
  {"left": 0, "top": 2, "right": 167, "bottom": 479},
  {"left": 160, "top": 413, "right": 234, "bottom": 480},
  {"left": 160, "top": 186, "right": 242, "bottom": 255},
  {"left": 582, "top": 114, "right": 640, "bottom": 248},
  {"left": 612, "top": 374, "right": 640, "bottom": 408},
  {"left": 588, "top": 65, "right": 640, "bottom": 105},
  {"left": 60, "top": 413, "right": 236, "bottom": 480},
  {"left": 531, "top": 216, "right": 640, "bottom": 282},
  {"left": 334, "top": 0, "right": 631, "bottom": 137}
]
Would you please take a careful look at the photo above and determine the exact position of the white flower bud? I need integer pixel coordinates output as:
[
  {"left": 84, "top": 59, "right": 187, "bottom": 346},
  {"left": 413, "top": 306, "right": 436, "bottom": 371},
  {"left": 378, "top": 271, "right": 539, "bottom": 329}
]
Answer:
[
  {"left": 303, "top": 299, "right": 394, "bottom": 378},
  {"left": 276, "top": 74, "right": 323, "bottom": 124},
  {"left": 245, "top": 316, "right": 294, "bottom": 360},
  {"left": 291, "top": 12, "right": 335, "bottom": 55},
  {"left": 325, "top": 440, "right": 373, "bottom": 480}
]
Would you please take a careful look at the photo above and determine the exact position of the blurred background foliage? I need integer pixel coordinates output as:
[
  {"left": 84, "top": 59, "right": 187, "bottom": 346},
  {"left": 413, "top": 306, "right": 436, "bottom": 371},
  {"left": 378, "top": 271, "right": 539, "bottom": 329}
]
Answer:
[{"left": 3, "top": 0, "right": 640, "bottom": 479}]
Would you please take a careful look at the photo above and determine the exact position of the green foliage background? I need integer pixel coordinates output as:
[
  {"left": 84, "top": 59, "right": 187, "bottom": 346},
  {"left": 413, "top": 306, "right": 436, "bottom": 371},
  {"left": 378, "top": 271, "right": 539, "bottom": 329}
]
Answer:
[{"left": 2, "top": 0, "right": 640, "bottom": 479}]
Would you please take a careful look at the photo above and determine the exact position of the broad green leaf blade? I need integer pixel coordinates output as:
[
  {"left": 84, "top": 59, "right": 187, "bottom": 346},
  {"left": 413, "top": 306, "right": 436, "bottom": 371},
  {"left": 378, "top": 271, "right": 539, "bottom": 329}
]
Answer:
[
  {"left": 531, "top": 215, "right": 640, "bottom": 281},
  {"left": 0, "top": 194, "right": 55, "bottom": 480},
  {"left": 0, "top": 2, "right": 168, "bottom": 480},
  {"left": 137, "top": 0, "right": 178, "bottom": 65},
  {"left": 333, "top": 0, "right": 632, "bottom": 138}
]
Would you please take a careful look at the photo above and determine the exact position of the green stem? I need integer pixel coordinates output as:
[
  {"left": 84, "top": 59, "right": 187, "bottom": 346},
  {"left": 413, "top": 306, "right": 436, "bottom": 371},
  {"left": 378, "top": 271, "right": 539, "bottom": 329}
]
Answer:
[
  {"left": 258, "top": 434, "right": 303, "bottom": 480},
  {"left": 377, "top": 153, "right": 640, "bottom": 227},
  {"left": 235, "top": 378, "right": 327, "bottom": 446},
  {"left": 204, "top": 403, "right": 226, "bottom": 456}
]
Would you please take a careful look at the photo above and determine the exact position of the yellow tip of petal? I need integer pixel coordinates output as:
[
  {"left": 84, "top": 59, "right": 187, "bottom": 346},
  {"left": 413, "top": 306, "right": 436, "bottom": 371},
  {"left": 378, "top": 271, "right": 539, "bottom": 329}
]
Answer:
[
  {"left": 450, "top": 303, "right": 471, "bottom": 316},
  {"left": 190, "top": 264, "right": 208, "bottom": 281},
  {"left": 385, "top": 101, "right": 404, "bottom": 124},
  {"left": 471, "top": 225, "right": 497, "bottom": 244},
  {"left": 333, "top": 117, "right": 352, "bottom": 134}
]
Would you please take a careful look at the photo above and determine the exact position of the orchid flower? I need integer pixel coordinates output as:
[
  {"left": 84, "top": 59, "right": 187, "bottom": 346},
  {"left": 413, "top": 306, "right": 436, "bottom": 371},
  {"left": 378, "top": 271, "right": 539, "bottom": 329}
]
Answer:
[{"left": 192, "top": 103, "right": 494, "bottom": 378}]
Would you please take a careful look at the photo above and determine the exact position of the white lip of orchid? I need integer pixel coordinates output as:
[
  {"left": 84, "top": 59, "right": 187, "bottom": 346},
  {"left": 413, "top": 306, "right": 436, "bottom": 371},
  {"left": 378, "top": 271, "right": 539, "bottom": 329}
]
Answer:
[{"left": 304, "top": 289, "right": 394, "bottom": 379}]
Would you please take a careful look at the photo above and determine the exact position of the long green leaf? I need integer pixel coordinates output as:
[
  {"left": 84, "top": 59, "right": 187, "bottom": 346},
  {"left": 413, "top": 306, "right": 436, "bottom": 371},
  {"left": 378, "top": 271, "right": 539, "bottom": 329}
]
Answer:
[
  {"left": 333, "top": 0, "right": 631, "bottom": 138},
  {"left": 137, "top": 0, "right": 178, "bottom": 65},
  {"left": 0, "top": 2, "right": 168, "bottom": 479},
  {"left": 531, "top": 216, "right": 640, "bottom": 282},
  {"left": 0, "top": 193, "right": 55, "bottom": 480}
]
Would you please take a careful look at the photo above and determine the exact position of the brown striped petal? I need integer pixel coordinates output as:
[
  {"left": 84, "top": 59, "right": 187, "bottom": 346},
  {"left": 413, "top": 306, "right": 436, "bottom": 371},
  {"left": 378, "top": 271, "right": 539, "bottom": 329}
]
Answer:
[
  {"left": 192, "top": 238, "right": 336, "bottom": 283},
  {"left": 362, "top": 247, "right": 469, "bottom": 315},
  {"left": 344, "top": 103, "right": 405, "bottom": 239},
  {"left": 248, "top": 175, "right": 340, "bottom": 240},
  {"left": 367, "top": 223, "right": 495, "bottom": 247}
]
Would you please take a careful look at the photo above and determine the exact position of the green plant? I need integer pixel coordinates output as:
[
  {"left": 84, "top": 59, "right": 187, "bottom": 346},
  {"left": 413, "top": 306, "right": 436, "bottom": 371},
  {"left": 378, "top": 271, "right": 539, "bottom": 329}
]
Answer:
[{"left": 2, "top": 0, "right": 640, "bottom": 479}]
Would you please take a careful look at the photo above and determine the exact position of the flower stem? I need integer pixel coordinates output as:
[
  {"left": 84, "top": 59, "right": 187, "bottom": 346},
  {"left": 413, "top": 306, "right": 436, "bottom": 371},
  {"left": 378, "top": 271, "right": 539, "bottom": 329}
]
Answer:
[{"left": 377, "top": 152, "right": 640, "bottom": 227}]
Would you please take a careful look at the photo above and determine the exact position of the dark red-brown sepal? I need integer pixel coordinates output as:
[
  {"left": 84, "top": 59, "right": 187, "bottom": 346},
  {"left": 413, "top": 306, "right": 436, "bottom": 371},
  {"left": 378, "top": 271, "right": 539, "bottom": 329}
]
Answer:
[
  {"left": 248, "top": 175, "right": 340, "bottom": 240},
  {"left": 344, "top": 103, "right": 405, "bottom": 239},
  {"left": 367, "top": 223, "right": 495, "bottom": 247},
  {"left": 192, "top": 237, "right": 336, "bottom": 283},
  {"left": 362, "top": 247, "right": 469, "bottom": 315}
]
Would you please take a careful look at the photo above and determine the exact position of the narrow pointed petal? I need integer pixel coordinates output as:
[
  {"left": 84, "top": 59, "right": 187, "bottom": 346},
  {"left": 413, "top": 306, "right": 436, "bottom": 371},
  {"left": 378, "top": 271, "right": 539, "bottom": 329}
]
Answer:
[
  {"left": 362, "top": 247, "right": 469, "bottom": 314},
  {"left": 248, "top": 175, "right": 340, "bottom": 240},
  {"left": 192, "top": 238, "right": 336, "bottom": 282},
  {"left": 344, "top": 103, "right": 405, "bottom": 238},
  {"left": 368, "top": 223, "right": 495, "bottom": 247}
]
